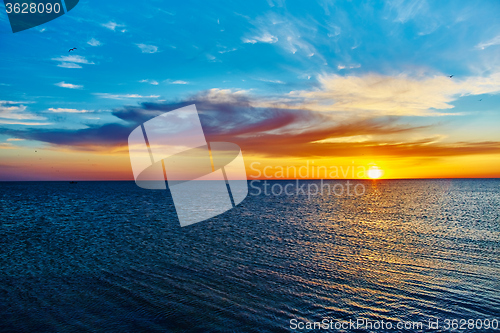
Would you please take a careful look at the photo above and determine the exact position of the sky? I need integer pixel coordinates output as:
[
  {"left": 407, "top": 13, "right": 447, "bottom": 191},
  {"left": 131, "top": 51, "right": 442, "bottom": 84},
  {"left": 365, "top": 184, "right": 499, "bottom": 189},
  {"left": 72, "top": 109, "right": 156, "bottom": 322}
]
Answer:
[{"left": 1, "top": 0, "right": 500, "bottom": 180}]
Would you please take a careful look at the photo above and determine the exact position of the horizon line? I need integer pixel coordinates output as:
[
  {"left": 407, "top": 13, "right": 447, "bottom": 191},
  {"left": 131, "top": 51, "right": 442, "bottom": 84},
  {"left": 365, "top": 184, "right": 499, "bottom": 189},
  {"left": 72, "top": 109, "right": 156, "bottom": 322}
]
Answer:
[{"left": 1, "top": 177, "right": 499, "bottom": 182}]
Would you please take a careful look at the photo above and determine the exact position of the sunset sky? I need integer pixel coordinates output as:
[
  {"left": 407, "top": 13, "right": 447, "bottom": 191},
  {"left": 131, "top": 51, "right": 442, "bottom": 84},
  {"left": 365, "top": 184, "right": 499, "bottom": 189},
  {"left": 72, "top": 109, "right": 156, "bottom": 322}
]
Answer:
[{"left": 1, "top": 0, "right": 500, "bottom": 180}]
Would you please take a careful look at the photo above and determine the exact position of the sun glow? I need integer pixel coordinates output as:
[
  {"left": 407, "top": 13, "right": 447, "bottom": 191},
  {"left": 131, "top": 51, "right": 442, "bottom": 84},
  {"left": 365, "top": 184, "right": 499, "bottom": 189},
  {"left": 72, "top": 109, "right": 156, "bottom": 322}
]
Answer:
[{"left": 368, "top": 166, "right": 383, "bottom": 179}]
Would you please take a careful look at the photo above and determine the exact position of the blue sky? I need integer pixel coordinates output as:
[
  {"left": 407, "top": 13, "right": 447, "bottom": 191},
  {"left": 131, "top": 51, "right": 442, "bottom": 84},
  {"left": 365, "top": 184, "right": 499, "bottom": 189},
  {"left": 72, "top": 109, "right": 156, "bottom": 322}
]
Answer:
[{"left": 1, "top": 0, "right": 500, "bottom": 179}]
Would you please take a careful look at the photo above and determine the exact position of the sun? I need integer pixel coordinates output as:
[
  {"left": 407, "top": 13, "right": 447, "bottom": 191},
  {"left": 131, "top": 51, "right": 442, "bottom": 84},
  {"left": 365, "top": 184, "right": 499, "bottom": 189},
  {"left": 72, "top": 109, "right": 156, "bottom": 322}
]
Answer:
[{"left": 367, "top": 166, "right": 383, "bottom": 179}]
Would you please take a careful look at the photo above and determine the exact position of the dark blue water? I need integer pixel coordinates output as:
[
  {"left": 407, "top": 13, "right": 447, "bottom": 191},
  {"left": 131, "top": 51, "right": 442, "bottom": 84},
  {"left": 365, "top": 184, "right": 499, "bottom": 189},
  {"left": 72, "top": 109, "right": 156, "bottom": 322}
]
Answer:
[{"left": 1, "top": 180, "right": 499, "bottom": 332}]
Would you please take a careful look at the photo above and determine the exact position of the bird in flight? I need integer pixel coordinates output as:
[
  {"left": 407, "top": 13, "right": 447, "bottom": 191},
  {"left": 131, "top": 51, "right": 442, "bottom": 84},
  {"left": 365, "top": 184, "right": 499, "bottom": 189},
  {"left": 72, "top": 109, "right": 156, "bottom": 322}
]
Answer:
[
  {"left": 449, "top": 75, "right": 454, "bottom": 78},
  {"left": 68, "top": 48, "right": 77, "bottom": 52},
  {"left": 479, "top": 99, "right": 482, "bottom": 101}
]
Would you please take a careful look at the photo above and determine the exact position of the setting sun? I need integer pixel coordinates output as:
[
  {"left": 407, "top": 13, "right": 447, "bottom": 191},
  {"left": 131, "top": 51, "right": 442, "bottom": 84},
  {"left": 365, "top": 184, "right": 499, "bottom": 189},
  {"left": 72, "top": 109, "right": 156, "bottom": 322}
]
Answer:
[{"left": 368, "top": 166, "right": 383, "bottom": 179}]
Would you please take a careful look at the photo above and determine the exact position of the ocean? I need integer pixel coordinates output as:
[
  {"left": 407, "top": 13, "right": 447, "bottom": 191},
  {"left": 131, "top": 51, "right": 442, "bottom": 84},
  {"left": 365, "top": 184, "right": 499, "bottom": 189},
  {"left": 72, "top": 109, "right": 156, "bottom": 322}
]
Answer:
[{"left": 1, "top": 179, "right": 499, "bottom": 332}]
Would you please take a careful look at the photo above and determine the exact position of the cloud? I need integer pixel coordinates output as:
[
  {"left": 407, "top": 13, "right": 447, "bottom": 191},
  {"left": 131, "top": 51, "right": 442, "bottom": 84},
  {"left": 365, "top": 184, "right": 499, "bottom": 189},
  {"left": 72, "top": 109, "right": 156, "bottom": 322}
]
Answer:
[
  {"left": 0, "top": 101, "right": 47, "bottom": 123},
  {"left": 52, "top": 55, "right": 94, "bottom": 64},
  {"left": 102, "top": 21, "right": 125, "bottom": 31},
  {"left": 476, "top": 34, "right": 500, "bottom": 50},
  {"left": 139, "top": 79, "right": 159, "bottom": 85},
  {"left": 0, "top": 89, "right": 423, "bottom": 153},
  {"left": 281, "top": 72, "right": 500, "bottom": 116},
  {"left": 3, "top": 90, "right": 500, "bottom": 159},
  {"left": 52, "top": 55, "right": 94, "bottom": 69},
  {"left": 48, "top": 108, "right": 91, "bottom": 113},
  {"left": 1, "top": 123, "right": 131, "bottom": 149},
  {"left": 0, "top": 121, "right": 51, "bottom": 126},
  {"left": 136, "top": 44, "right": 159, "bottom": 53},
  {"left": 242, "top": 13, "right": 325, "bottom": 62},
  {"left": 205, "top": 54, "right": 218, "bottom": 62},
  {"left": 218, "top": 47, "right": 238, "bottom": 54},
  {"left": 55, "top": 82, "right": 83, "bottom": 89},
  {"left": 87, "top": 38, "right": 102, "bottom": 47},
  {"left": 93, "top": 93, "right": 160, "bottom": 100},
  {"left": 3, "top": 82, "right": 500, "bottom": 158},
  {"left": 165, "top": 79, "right": 189, "bottom": 85},
  {"left": 58, "top": 63, "right": 82, "bottom": 69},
  {"left": 281, "top": 139, "right": 500, "bottom": 159},
  {"left": 237, "top": 136, "right": 500, "bottom": 158},
  {"left": 242, "top": 39, "right": 257, "bottom": 44},
  {"left": 242, "top": 32, "right": 278, "bottom": 44},
  {"left": 337, "top": 64, "right": 361, "bottom": 70},
  {"left": 386, "top": 0, "right": 429, "bottom": 23},
  {"left": 257, "top": 78, "right": 285, "bottom": 84}
]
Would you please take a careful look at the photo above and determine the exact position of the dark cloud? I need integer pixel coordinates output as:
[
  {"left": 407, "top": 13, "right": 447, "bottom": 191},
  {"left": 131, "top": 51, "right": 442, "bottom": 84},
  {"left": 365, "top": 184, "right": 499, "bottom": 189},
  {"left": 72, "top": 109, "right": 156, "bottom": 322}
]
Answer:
[
  {"left": 237, "top": 137, "right": 500, "bottom": 158},
  {"left": 2, "top": 123, "right": 132, "bottom": 149},
  {"left": 3, "top": 90, "right": 499, "bottom": 158},
  {"left": 2, "top": 91, "right": 326, "bottom": 151}
]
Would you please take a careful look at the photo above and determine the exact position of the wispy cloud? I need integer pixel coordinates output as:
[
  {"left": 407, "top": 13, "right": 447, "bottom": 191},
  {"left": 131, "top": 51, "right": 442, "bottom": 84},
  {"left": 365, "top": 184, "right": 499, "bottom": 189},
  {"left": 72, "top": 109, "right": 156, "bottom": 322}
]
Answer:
[
  {"left": 0, "top": 101, "right": 42, "bottom": 120},
  {"left": 257, "top": 78, "right": 285, "bottom": 84},
  {"left": 136, "top": 44, "right": 159, "bottom": 53},
  {"left": 337, "top": 64, "right": 361, "bottom": 70},
  {"left": 386, "top": 0, "right": 429, "bottom": 23},
  {"left": 93, "top": 93, "right": 160, "bottom": 100},
  {"left": 165, "top": 79, "right": 189, "bottom": 85},
  {"left": 52, "top": 55, "right": 94, "bottom": 69},
  {"left": 87, "top": 38, "right": 102, "bottom": 47},
  {"left": 242, "top": 32, "right": 278, "bottom": 44},
  {"left": 57, "top": 63, "right": 82, "bottom": 69},
  {"left": 101, "top": 21, "right": 126, "bottom": 31},
  {"left": 55, "top": 82, "right": 83, "bottom": 89},
  {"left": 0, "top": 121, "right": 52, "bottom": 126},
  {"left": 476, "top": 34, "right": 500, "bottom": 50},
  {"left": 242, "top": 12, "right": 325, "bottom": 63},
  {"left": 48, "top": 108, "right": 91, "bottom": 113},
  {"left": 0, "top": 101, "right": 49, "bottom": 126},
  {"left": 205, "top": 54, "right": 219, "bottom": 62},
  {"left": 139, "top": 79, "right": 159, "bottom": 85},
  {"left": 218, "top": 47, "right": 238, "bottom": 54},
  {"left": 52, "top": 55, "right": 94, "bottom": 64}
]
